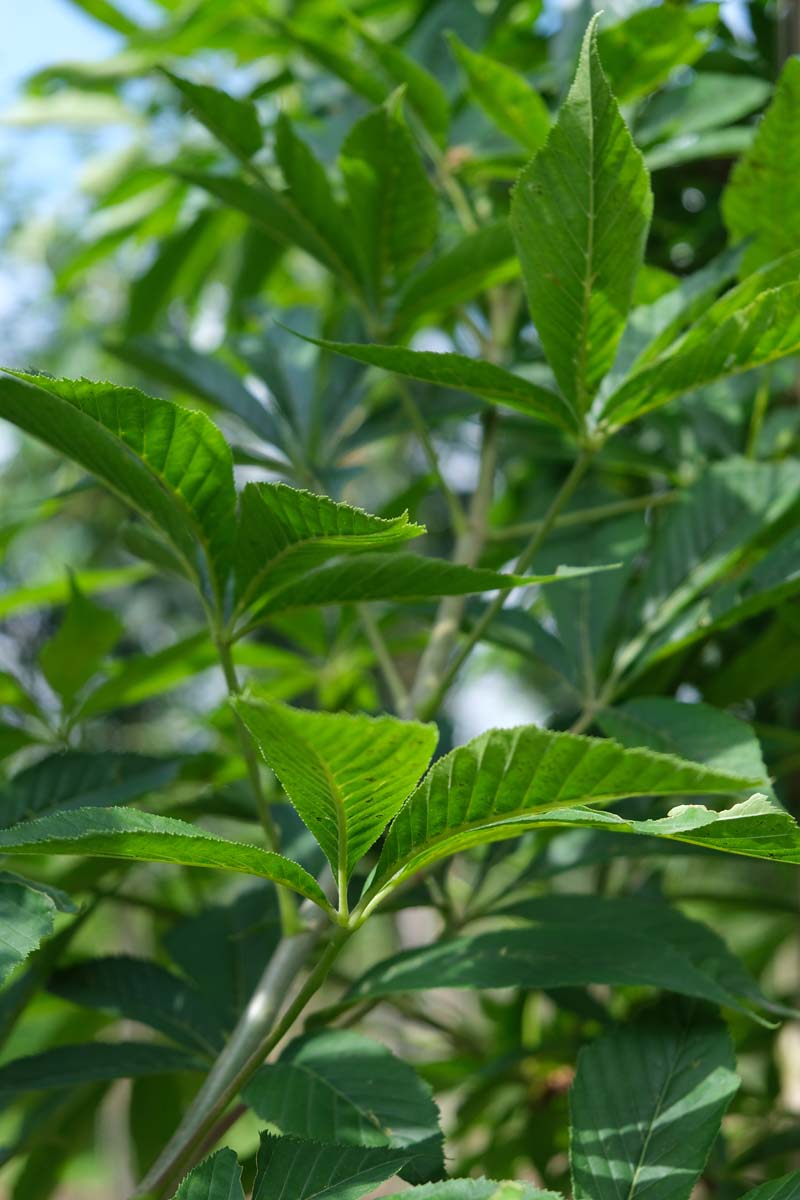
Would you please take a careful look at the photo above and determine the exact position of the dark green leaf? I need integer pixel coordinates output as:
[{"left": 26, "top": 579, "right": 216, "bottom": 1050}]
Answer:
[
  {"left": 163, "top": 71, "right": 262, "bottom": 160},
  {"left": 39, "top": 579, "right": 122, "bottom": 708},
  {"left": 173, "top": 1149, "right": 244, "bottom": 1200},
  {"left": 598, "top": 5, "right": 718, "bottom": 102},
  {"left": 253, "top": 1134, "right": 420, "bottom": 1200},
  {"left": 0, "top": 1042, "right": 201, "bottom": 1105}
]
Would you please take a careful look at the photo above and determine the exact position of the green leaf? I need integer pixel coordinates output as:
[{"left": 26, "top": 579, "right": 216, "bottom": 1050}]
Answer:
[
  {"left": 0, "top": 808, "right": 332, "bottom": 910},
  {"left": 366, "top": 726, "right": 761, "bottom": 904},
  {"left": 0, "top": 752, "right": 182, "bottom": 830},
  {"left": 339, "top": 103, "right": 438, "bottom": 305},
  {"left": 603, "top": 282, "right": 800, "bottom": 428},
  {"left": 723, "top": 57, "right": 800, "bottom": 275},
  {"left": 252, "top": 1134, "right": 420, "bottom": 1200},
  {"left": 570, "top": 1006, "right": 738, "bottom": 1200},
  {"left": 274, "top": 114, "right": 363, "bottom": 290},
  {"left": 65, "top": 0, "right": 139, "bottom": 34},
  {"left": 597, "top": 5, "right": 718, "bottom": 103},
  {"left": 0, "top": 1042, "right": 201, "bottom": 1105},
  {"left": 510, "top": 18, "right": 652, "bottom": 418},
  {"left": 296, "top": 335, "right": 577, "bottom": 433},
  {"left": 0, "top": 881, "right": 62, "bottom": 988},
  {"left": 233, "top": 697, "right": 436, "bottom": 886},
  {"left": 38, "top": 579, "right": 122, "bottom": 708},
  {"left": 356, "top": 27, "right": 450, "bottom": 147},
  {"left": 345, "top": 912, "right": 761, "bottom": 1016},
  {"left": 162, "top": 71, "right": 262, "bottom": 160},
  {"left": 644, "top": 126, "right": 754, "bottom": 172},
  {"left": 448, "top": 33, "right": 550, "bottom": 154},
  {"left": 636, "top": 73, "right": 771, "bottom": 146},
  {"left": 234, "top": 483, "right": 424, "bottom": 621},
  {"left": 598, "top": 700, "right": 768, "bottom": 786},
  {"left": 181, "top": 172, "right": 363, "bottom": 294},
  {"left": 173, "top": 1149, "right": 244, "bottom": 1200},
  {"left": 393, "top": 221, "right": 517, "bottom": 332},
  {"left": 244, "top": 1030, "right": 442, "bottom": 1180},
  {"left": 0, "top": 565, "right": 151, "bottom": 621},
  {"left": 0, "top": 371, "right": 236, "bottom": 609},
  {"left": 49, "top": 956, "right": 225, "bottom": 1056},
  {"left": 739, "top": 1174, "right": 800, "bottom": 1200},
  {"left": 408, "top": 1185, "right": 559, "bottom": 1200},
  {"left": 107, "top": 334, "right": 280, "bottom": 444},
  {"left": 244, "top": 555, "right": 599, "bottom": 627}
]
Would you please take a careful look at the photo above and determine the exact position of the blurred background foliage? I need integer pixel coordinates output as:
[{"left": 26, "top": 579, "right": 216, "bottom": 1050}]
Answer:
[{"left": 2, "top": 0, "right": 800, "bottom": 1196}]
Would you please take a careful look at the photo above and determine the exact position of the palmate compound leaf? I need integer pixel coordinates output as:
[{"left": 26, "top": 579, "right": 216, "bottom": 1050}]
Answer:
[
  {"left": 363, "top": 725, "right": 763, "bottom": 909},
  {"left": 0, "top": 371, "right": 236, "bottom": 610},
  {"left": 289, "top": 332, "right": 579, "bottom": 434},
  {"left": 0, "top": 808, "right": 332, "bottom": 912},
  {"left": 570, "top": 1005, "right": 739, "bottom": 1200},
  {"left": 233, "top": 483, "right": 424, "bottom": 622},
  {"left": 233, "top": 697, "right": 437, "bottom": 888},
  {"left": 243, "top": 1029, "right": 443, "bottom": 1182},
  {"left": 509, "top": 17, "right": 652, "bottom": 421}
]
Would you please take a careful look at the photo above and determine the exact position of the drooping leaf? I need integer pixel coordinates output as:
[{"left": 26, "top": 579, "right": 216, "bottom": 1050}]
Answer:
[
  {"left": 49, "top": 956, "right": 225, "bottom": 1056},
  {"left": 366, "top": 726, "right": 762, "bottom": 904},
  {"left": 295, "top": 335, "right": 577, "bottom": 433},
  {"left": 723, "top": 57, "right": 800, "bottom": 274},
  {"left": 173, "top": 1148, "right": 244, "bottom": 1200},
  {"left": 39, "top": 579, "right": 123, "bottom": 708},
  {"left": 0, "top": 1042, "right": 202, "bottom": 1105},
  {"left": 570, "top": 1006, "right": 739, "bottom": 1200},
  {"left": 339, "top": 102, "right": 438, "bottom": 305},
  {"left": 597, "top": 4, "right": 718, "bottom": 102},
  {"left": 163, "top": 71, "right": 263, "bottom": 160},
  {"left": 0, "top": 752, "right": 182, "bottom": 830},
  {"left": 0, "top": 371, "right": 236, "bottom": 609},
  {"left": 252, "top": 1134, "right": 421, "bottom": 1200},
  {"left": 0, "top": 808, "right": 332, "bottom": 910},
  {"left": 244, "top": 1030, "right": 442, "bottom": 1180},
  {"left": 602, "top": 282, "right": 800, "bottom": 428},
  {"left": 233, "top": 483, "right": 424, "bottom": 621},
  {"left": 234, "top": 697, "right": 436, "bottom": 885},
  {"left": 509, "top": 18, "right": 652, "bottom": 418},
  {"left": 448, "top": 33, "right": 550, "bottom": 154}
]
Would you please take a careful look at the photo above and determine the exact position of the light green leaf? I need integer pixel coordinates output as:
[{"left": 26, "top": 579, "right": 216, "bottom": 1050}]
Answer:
[
  {"left": 244, "top": 1030, "right": 442, "bottom": 1180},
  {"left": 233, "top": 697, "right": 436, "bottom": 885},
  {"left": 234, "top": 483, "right": 424, "bottom": 622},
  {"left": 510, "top": 18, "right": 652, "bottom": 418},
  {"left": 163, "top": 70, "right": 262, "bottom": 160},
  {"left": 0, "top": 565, "right": 151, "bottom": 621},
  {"left": 252, "top": 1134, "right": 419, "bottom": 1200},
  {"left": 723, "top": 57, "right": 800, "bottom": 274},
  {"left": 49, "top": 956, "right": 224, "bottom": 1056},
  {"left": 39, "top": 579, "right": 123, "bottom": 708},
  {"left": 0, "top": 1041, "right": 201, "bottom": 1105},
  {"left": 0, "top": 808, "right": 332, "bottom": 910},
  {"left": 366, "top": 725, "right": 761, "bottom": 904},
  {"left": 448, "top": 33, "right": 550, "bottom": 154},
  {"left": 602, "top": 283, "right": 800, "bottom": 428},
  {"left": 393, "top": 221, "right": 517, "bottom": 332},
  {"left": 0, "top": 881, "right": 62, "bottom": 988},
  {"left": 0, "top": 752, "right": 181, "bottom": 830},
  {"left": 570, "top": 1006, "right": 738, "bottom": 1200},
  {"left": 636, "top": 72, "right": 771, "bottom": 146},
  {"left": 0, "top": 371, "right": 236, "bottom": 609},
  {"left": 409, "top": 1185, "right": 559, "bottom": 1200},
  {"left": 644, "top": 126, "right": 753, "bottom": 172},
  {"left": 174, "top": 1149, "right": 244, "bottom": 1200},
  {"left": 339, "top": 103, "right": 438, "bottom": 305},
  {"left": 597, "top": 5, "right": 718, "bottom": 102},
  {"left": 66, "top": 0, "right": 139, "bottom": 34},
  {"left": 297, "top": 335, "right": 577, "bottom": 433}
]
